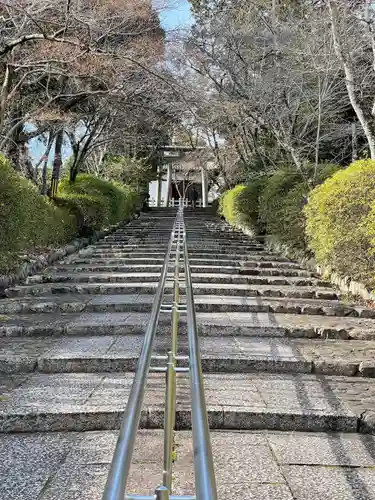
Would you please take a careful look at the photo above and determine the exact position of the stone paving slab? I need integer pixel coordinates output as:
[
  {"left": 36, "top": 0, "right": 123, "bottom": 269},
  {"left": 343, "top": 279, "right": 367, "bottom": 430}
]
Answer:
[
  {"left": 1, "top": 371, "right": 372, "bottom": 432},
  {"left": 283, "top": 466, "right": 375, "bottom": 499},
  {"left": 4, "top": 430, "right": 375, "bottom": 499}
]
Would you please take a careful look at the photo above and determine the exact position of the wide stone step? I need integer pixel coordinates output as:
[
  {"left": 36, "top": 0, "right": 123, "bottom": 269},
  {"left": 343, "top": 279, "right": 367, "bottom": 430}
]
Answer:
[
  {"left": 50, "top": 264, "right": 165, "bottom": 274},
  {"left": 96, "top": 242, "right": 265, "bottom": 251},
  {"left": 1, "top": 311, "right": 375, "bottom": 340},
  {"left": 1, "top": 371, "right": 372, "bottom": 433},
  {"left": 68, "top": 257, "right": 306, "bottom": 270},
  {"left": 186, "top": 273, "right": 327, "bottom": 287},
  {"left": 24, "top": 272, "right": 162, "bottom": 284},
  {"left": 91, "top": 242, "right": 170, "bottom": 249},
  {"left": 2, "top": 335, "right": 375, "bottom": 377},
  {"left": 82, "top": 250, "right": 276, "bottom": 259},
  {"left": 0, "top": 292, "right": 359, "bottom": 316},
  {"left": 20, "top": 272, "right": 326, "bottom": 287},
  {"left": 103, "top": 236, "right": 172, "bottom": 242},
  {"left": 0, "top": 293, "right": 359, "bottom": 317},
  {"left": 6, "top": 281, "right": 334, "bottom": 300},
  {"left": 52, "top": 263, "right": 314, "bottom": 278}
]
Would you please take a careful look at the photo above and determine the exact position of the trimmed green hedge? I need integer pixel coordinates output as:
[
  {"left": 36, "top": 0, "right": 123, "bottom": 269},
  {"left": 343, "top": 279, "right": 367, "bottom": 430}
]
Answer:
[
  {"left": 0, "top": 158, "right": 140, "bottom": 274},
  {"left": 258, "top": 164, "right": 342, "bottom": 251},
  {"left": 220, "top": 164, "right": 342, "bottom": 251},
  {"left": 219, "top": 161, "right": 375, "bottom": 286},
  {"left": 219, "top": 178, "right": 266, "bottom": 233},
  {"left": 58, "top": 174, "right": 139, "bottom": 235},
  {"left": 304, "top": 159, "right": 375, "bottom": 285},
  {"left": 0, "top": 155, "right": 76, "bottom": 273},
  {"left": 259, "top": 169, "right": 304, "bottom": 248}
]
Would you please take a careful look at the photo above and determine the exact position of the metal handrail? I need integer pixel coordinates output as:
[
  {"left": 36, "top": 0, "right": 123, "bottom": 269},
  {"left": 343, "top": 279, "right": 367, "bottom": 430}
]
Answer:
[
  {"left": 102, "top": 207, "right": 217, "bottom": 500},
  {"left": 102, "top": 212, "right": 179, "bottom": 500},
  {"left": 183, "top": 229, "right": 218, "bottom": 500}
]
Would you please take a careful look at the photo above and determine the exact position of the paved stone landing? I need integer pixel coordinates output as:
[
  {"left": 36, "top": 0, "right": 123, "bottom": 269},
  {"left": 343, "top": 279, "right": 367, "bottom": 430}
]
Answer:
[{"left": 3, "top": 430, "right": 375, "bottom": 500}]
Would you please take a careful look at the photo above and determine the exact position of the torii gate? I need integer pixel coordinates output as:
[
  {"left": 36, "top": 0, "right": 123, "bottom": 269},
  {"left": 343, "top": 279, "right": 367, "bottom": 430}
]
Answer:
[{"left": 153, "top": 145, "right": 211, "bottom": 208}]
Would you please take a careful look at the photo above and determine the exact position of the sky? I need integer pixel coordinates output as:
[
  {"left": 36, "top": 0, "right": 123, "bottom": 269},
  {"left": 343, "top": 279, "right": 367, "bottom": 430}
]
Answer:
[{"left": 156, "top": 0, "right": 194, "bottom": 30}]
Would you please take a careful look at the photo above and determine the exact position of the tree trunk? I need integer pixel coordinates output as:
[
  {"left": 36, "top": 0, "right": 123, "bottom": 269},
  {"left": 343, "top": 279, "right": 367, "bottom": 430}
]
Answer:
[
  {"left": 314, "top": 75, "right": 322, "bottom": 180},
  {"left": 41, "top": 132, "right": 54, "bottom": 194},
  {"left": 0, "top": 64, "right": 12, "bottom": 131},
  {"left": 352, "top": 122, "right": 358, "bottom": 162},
  {"left": 50, "top": 130, "right": 64, "bottom": 198},
  {"left": 329, "top": 0, "right": 375, "bottom": 159},
  {"left": 42, "top": 155, "right": 49, "bottom": 195}
]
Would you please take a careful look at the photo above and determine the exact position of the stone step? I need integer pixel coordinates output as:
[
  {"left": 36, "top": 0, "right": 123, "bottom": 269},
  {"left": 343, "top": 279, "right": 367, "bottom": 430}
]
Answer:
[
  {"left": 91, "top": 243, "right": 170, "bottom": 249},
  {"left": 21, "top": 272, "right": 326, "bottom": 287},
  {"left": 3, "top": 429, "right": 375, "bottom": 500},
  {"left": 7, "top": 281, "right": 333, "bottom": 299},
  {"left": 96, "top": 242, "right": 265, "bottom": 251},
  {"left": 24, "top": 272, "right": 162, "bottom": 284},
  {"left": 0, "top": 293, "right": 359, "bottom": 317},
  {"left": 0, "top": 371, "right": 370, "bottom": 433},
  {"left": 108, "top": 229, "right": 256, "bottom": 238},
  {"left": 80, "top": 251, "right": 169, "bottom": 258},
  {"left": 47, "top": 263, "right": 314, "bottom": 279},
  {"left": 50, "top": 264, "right": 165, "bottom": 274},
  {"left": 103, "top": 235, "right": 173, "bottom": 241},
  {"left": 2, "top": 335, "right": 375, "bottom": 377},
  {"left": 1, "top": 310, "right": 374, "bottom": 340},
  {"left": 6, "top": 279, "right": 328, "bottom": 298},
  {"left": 68, "top": 256, "right": 306, "bottom": 270},
  {"left": 82, "top": 250, "right": 277, "bottom": 259}
]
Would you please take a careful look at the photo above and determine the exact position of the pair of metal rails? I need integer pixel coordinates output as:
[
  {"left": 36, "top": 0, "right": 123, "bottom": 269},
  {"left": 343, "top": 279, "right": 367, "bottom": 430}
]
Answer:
[{"left": 102, "top": 207, "right": 217, "bottom": 500}]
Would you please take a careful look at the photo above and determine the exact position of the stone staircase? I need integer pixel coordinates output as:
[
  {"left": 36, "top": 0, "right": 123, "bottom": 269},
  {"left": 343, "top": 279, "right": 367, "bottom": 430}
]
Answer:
[{"left": 2, "top": 207, "right": 375, "bottom": 499}]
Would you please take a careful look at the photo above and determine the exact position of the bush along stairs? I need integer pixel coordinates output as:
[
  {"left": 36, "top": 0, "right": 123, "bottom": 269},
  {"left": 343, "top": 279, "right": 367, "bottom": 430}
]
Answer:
[{"left": 3, "top": 208, "right": 375, "bottom": 499}]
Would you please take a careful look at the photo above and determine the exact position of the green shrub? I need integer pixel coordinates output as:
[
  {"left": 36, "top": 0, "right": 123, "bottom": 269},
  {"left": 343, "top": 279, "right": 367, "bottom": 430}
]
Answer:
[
  {"left": 304, "top": 159, "right": 375, "bottom": 285},
  {"left": 259, "top": 164, "right": 342, "bottom": 251},
  {"left": 0, "top": 158, "right": 139, "bottom": 275},
  {"left": 259, "top": 169, "right": 303, "bottom": 243},
  {"left": 0, "top": 155, "right": 75, "bottom": 273},
  {"left": 58, "top": 174, "right": 139, "bottom": 233},
  {"left": 55, "top": 193, "right": 110, "bottom": 235},
  {"left": 219, "top": 178, "right": 266, "bottom": 232},
  {"left": 219, "top": 185, "right": 247, "bottom": 225}
]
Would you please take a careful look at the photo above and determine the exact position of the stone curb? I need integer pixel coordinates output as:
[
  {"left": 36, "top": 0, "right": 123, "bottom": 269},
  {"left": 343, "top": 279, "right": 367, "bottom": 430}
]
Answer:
[
  {"left": 1, "top": 354, "right": 375, "bottom": 378},
  {"left": 264, "top": 236, "right": 375, "bottom": 303},
  {"left": 224, "top": 220, "right": 375, "bottom": 303},
  {"left": 0, "top": 319, "right": 357, "bottom": 340},
  {"left": 0, "top": 407, "right": 358, "bottom": 434},
  {"left": 0, "top": 214, "right": 140, "bottom": 297}
]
